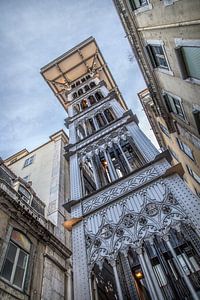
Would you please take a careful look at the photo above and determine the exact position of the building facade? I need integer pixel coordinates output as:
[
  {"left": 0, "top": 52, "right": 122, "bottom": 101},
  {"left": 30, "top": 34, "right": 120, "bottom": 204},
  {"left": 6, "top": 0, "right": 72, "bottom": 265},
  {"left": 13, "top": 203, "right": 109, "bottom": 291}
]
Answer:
[
  {"left": 113, "top": 0, "right": 200, "bottom": 196},
  {"left": 4, "top": 130, "right": 70, "bottom": 244},
  {"left": 41, "top": 37, "right": 200, "bottom": 300},
  {"left": 0, "top": 160, "right": 72, "bottom": 300}
]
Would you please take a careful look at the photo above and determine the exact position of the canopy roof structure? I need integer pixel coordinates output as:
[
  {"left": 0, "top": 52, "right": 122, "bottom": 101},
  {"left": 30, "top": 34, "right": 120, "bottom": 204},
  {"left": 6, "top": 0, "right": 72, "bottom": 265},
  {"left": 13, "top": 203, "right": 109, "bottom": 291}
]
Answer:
[{"left": 41, "top": 36, "right": 127, "bottom": 110}]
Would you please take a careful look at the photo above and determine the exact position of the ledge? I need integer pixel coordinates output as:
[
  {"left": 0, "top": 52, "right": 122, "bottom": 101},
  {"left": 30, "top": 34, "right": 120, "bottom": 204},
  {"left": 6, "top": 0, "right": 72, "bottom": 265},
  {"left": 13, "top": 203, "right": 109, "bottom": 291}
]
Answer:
[{"left": 63, "top": 150, "right": 172, "bottom": 213}]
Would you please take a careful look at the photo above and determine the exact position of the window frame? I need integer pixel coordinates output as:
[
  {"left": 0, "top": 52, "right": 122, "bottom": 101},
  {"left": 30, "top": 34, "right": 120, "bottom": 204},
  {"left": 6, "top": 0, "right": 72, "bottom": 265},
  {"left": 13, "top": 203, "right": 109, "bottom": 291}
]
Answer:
[
  {"left": 23, "top": 156, "right": 34, "bottom": 168},
  {"left": 175, "top": 39, "right": 200, "bottom": 85},
  {"left": 177, "top": 138, "right": 194, "bottom": 161},
  {"left": 163, "top": 91, "right": 187, "bottom": 121},
  {"left": 0, "top": 230, "right": 31, "bottom": 291},
  {"left": 158, "top": 122, "right": 170, "bottom": 138},
  {"left": 162, "top": 0, "right": 179, "bottom": 6},
  {"left": 145, "top": 40, "right": 173, "bottom": 75},
  {"left": 187, "top": 165, "right": 200, "bottom": 184},
  {"left": 129, "top": 0, "right": 152, "bottom": 14}
]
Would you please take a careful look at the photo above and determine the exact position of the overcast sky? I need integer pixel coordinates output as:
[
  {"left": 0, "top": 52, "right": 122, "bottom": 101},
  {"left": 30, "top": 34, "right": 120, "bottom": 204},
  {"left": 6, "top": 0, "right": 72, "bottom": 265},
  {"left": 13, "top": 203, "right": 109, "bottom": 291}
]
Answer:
[{"left": 0, "top": 0, "right": 158, "bottom": 159}]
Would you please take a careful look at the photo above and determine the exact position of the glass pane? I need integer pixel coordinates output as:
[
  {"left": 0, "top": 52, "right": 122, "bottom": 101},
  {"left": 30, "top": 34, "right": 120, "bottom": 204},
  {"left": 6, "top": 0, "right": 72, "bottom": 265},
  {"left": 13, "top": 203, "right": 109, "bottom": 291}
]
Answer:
[
  {"left": 18, "top": 185, "right": 31, "bottom": 200},
  {"left": 157, "top": 56, "right": 168, "bottom": 68},
  {"left": 11, "top": 230, "right": 31, "bottom": 252},
  {"left": 182, "top": 46, "right": 200, "bottom": 80},
  {"left": 1, "top": 243, "right": 17, "bottom": 281},
  {"left": 153, "top": 45, "right": 164, "bottom": 55},
  {"left": 13, "top": 250, "right": 28, "bottom": 288}
]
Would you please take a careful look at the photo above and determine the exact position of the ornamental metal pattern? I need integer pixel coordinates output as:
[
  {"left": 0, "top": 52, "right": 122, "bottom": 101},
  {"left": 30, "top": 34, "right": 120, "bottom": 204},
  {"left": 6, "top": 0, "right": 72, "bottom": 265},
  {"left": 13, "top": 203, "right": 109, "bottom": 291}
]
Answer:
[
  {"left": 82, "top": 165, "right": 159, "bottom": 214},
  {"left": 84, "top": 181, "right": 187, "bottom": 268},
  {"left": 78, "top": 126, "right": 129, "bottom": 159}
]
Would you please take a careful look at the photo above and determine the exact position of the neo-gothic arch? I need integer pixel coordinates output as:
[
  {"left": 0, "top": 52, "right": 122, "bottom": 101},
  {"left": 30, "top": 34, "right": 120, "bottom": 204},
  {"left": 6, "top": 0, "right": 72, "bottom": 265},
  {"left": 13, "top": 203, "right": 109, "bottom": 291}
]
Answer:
[
  {"left": 84, "top": 85, "right": 90, "bottom": 92},
  {"left": 95, "top": 90, "right": 104, "bottom": 101},
  {"left": 78, "top": 88, "right": 84, "bottom": 96},
  {"left": 76, "top": 124, "right": 86, "bottom": 141},
  {"left": 89, "top": 81, "right": 96, "bottom": 89},
  {"left": 84, "top": 182, "right": 189, "bottom": 267}
]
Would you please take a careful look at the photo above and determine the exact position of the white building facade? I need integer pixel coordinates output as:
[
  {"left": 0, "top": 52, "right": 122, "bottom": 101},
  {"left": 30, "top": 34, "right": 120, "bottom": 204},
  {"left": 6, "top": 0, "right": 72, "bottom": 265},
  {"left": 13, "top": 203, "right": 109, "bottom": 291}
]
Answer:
[{"left": 41, "top": 37, "right": 200, "bottom": 300}]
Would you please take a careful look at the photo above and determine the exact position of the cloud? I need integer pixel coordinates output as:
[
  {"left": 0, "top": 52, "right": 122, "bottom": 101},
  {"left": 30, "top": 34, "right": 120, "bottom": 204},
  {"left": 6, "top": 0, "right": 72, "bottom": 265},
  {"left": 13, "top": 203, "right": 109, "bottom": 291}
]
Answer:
[{"left": 0, "top": 0, "right": 158, "bottom": 159}]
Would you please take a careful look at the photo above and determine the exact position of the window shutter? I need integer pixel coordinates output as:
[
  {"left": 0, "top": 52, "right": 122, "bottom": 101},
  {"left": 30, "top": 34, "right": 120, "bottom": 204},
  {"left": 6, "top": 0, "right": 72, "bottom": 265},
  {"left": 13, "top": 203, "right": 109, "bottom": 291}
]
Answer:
[
  {"left": 129, "top": 0, "right": 137, "bottom": 10},
  {"left": 193, "top": 109, "right": 200, "bottom": 134},
  {"left": 174, "top": 47, "right": 188, "bottom": 80},
  {"left": 146, "top": 45, "right": 157, "bottom": 68},
  {"left": 181, "top": 47, "right": 200, "bottom": 80},
  {"left": 163, "top": 94, "right": 172, "bottom": 113}
]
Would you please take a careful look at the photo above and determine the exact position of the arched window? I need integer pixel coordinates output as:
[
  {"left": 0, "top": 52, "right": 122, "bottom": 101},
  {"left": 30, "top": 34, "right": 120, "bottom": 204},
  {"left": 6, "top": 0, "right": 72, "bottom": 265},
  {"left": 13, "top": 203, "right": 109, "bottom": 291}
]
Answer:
[
  {"left": 86, "top": 118, "right": 96, "bottom": 135},
  {"left": 95, "top": 91, "right": 104, "bottom": 101},
  {"left": 81, "top": 78, "right": 86, "bottom": 83},
  {"left": 86, "top": 74, "right": 91, "bottom": 80},
  {"left": 71, "top": 84, "right": 75, "bottom": 89},
  {"left": 78, "top": 89, "right": 83, "bottom": 96},
  {"left": 81, "top": 99, "right": 88, "bottom": 110},
  {"left": 104, "top": 108, "right": 115, "bottom": 123},
  {"left": 88, "top": 95, "right": 96, "bottom": 105},
  {"left": 76, "top": 80, "right": 80, "bottom": 86},
  {"left": 77, "top": 124, "right": 86, "bottom": 140},
  {"left": 73, "top": 104, "right": 80, "bottom": 115},
  {"left": 96, "top": 113, "right": 107, "bottom": 128},
  {"left": 1, "top": 229, "right": 31, "bottom": 290},
  {"left": 84, "top": 85, "right": 90, "bottom": 92},
  {"left": 89, "top": 81, "right": 96, "bottom": 89},
  {"left": 72, "top": 92, "right": 77, "bottom": 99}
]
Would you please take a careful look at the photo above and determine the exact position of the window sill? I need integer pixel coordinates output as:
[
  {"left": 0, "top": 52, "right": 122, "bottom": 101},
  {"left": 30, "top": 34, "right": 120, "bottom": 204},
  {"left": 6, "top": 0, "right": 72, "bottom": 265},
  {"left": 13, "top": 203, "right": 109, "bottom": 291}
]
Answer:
[
  {"left": 171, "top": 113, "right": 189, "bottom": 125},
  {"left": 163, "top": 0, "right": 179, "bottom": 7},
  {"left": 185, "top": 77, "right": 200, "bottom": 86},
  {"left": 155, "top": 67, "right": 174, "bottom": 76},
  {"left": 0, "top": 278, "right": 27, "bottom": 298},
  {"left": 134, "top": 4, "right": 152, "bottom": 15}
]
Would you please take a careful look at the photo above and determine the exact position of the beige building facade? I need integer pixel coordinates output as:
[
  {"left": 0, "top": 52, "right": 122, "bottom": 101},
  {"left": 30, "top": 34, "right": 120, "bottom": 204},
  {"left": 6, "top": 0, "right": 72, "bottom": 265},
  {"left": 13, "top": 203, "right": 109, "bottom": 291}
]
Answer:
[
  {"left": 113, "top": 0, "right": 200, "bottom": 196},
  {"left": 4, "top": 130, "right": 70, "bottom": 243},
  {"left": 0, "top": 160, "right": 72, "bottom": 300}
]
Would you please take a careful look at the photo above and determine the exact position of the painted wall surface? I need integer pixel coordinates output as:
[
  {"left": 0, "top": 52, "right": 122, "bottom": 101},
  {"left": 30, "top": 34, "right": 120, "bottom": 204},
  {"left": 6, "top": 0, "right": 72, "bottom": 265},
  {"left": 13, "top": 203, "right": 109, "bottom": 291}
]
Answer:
[{"left": 8, "top": 141, "right": 55, "bottom": 209}]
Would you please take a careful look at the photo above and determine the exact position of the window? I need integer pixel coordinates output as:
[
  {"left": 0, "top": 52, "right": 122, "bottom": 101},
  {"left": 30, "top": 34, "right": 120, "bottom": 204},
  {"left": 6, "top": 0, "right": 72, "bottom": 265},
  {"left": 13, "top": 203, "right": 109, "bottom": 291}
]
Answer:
[
  {"left": 23, "top": 175, "right": 30, "bottom": 182},
  {"left": 78, "top": 89, "right": 83, "bottom": 96},
  {"left": 162, "top": 0, "right": 178, "bottom": 6},
  {"left": 95, "top": 91, "right": 104, "bottom": 101},
  {"left": 146, "top": 44, "right": 169, "bottom": 69},
  {"left": 177, "top": 138, "right": 194, "bottom": 160},
  {"left": 96, "top": 113, "right": 107, "bottom": 128},
  {"left": 129, "top": 0, "right": 149, "bottom": 10},
  {"left": 84, "top": 85, "right": 90, "bottom": 92},
  {"left": 90, "top": 81, "right": 96, "bottom": 89},
  {"left": 81, "top": 99, "right": 88, "bottom": 110},
  {"left": 86, "top": 74, "right": 91, "bottom": 80},
  {"left": 168, "top": 147, "right": 178, "bottom": 161},
  {"left": 1, "top": 230, "right": 31, "bottom": 290},
  {"left": 72, "top": 92, "right": 77, "bottom": 99},
  {"left": 181, "top": 47, "right": 200, "bottom": 80},
  {"left": 158, "top": 122, "right": 170, "bottom": 137},
  {"left": 88, "top": 95, "right": 96, "bottom": 105},
  {"left": 24, "top": 156, "right": 34, "bottom": 168},
  {"left": 104, "top": 108, "right": 115, "bottom": 123},
  {"left": 73, "top": 103, "right": 80, "bottom": 115},
  {"left": 163, "top": 92, "right": 186, "bottom": 120},
  {"left": 175, "top": 40, "right": 200, "bottom": 83},
  {"left": 18, "top": 185, "right": 31, "bottom": 202},
  {"left": 187, "top": 165, "right": 200, "bottom": 184},
  {"left": 193, "top": 108, "right": 200, "bottom": 134}
]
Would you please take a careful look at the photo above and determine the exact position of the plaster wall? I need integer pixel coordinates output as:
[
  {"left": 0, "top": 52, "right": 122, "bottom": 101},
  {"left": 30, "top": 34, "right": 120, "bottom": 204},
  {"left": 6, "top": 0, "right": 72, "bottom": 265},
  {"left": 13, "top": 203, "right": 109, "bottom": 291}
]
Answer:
[{"left": 8, "top": 141, "right": 54, "bottom": 208}]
